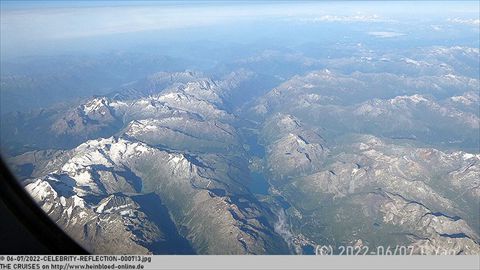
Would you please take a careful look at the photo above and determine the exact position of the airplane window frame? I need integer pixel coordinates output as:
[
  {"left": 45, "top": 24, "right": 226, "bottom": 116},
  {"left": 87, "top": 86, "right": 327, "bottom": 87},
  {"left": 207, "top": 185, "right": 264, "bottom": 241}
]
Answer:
[{"left": 0, "top": 156, "right": 87, "bottom": 254}]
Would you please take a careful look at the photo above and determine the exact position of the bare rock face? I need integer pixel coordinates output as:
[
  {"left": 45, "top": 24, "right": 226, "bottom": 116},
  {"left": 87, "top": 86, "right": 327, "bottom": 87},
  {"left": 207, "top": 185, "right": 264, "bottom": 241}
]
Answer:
[
  {"left": 261, "top": 114, "right": 328, "bottom": 183},
  {"left": 26, "top": 180, "right": 163, "bottom": 254},
  {"left": 124, "top": 117, "right": 239, "bottom": 153},
  {"left": 267, "top": 133, "right": 326, "bottom": 181},
  {"left": 23, "top": 135, "right": 287, "bottom": 254},
  {"left": 252, "top": 70, "right": 479, "bottom": 150},
  {"left": 10, "top": 70, "right": 292, "bottom": 254},
  {"left": 379, "top": 193, "right": 480, "bottom": 255},
  {"left": 51, "top": 97, "right": 121, "bottom": 137},
  {"left": 262, "top": 134, "right": 480, "bottom": 254},
  {"left": 4, "top": 63, "right": 479, "bottom": 255}
]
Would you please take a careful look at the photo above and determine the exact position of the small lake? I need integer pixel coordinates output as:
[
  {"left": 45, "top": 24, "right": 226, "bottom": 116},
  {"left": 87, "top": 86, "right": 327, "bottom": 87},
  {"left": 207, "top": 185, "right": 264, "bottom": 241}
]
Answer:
[{"left": 248, "top": 172, "right": 270, "bottom": 195}]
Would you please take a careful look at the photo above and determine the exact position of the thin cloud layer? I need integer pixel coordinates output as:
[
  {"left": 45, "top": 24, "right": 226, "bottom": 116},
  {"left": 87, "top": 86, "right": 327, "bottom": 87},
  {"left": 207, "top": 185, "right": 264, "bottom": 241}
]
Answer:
[
  {"left": 447, "top": 18, "right": 480, "bottom": 26},
  {"left": 368, "top": 31, "right": 406, "bottom": 38},
  {"left": 297, "top": 14, "right": 393, "bottom": 23}
]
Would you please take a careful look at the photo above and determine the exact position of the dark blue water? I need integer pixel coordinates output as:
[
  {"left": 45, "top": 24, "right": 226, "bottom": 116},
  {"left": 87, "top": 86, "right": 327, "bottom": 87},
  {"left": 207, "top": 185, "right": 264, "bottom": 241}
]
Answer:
[
  {"left": 248, "top": 172, "right": 270, "bottom": 195},
  {"left": 243, "top": 131, "right": 265, "bottom": 157},
  {"left": 241, "top": 127, "right": 271, "bottom": 195}
]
